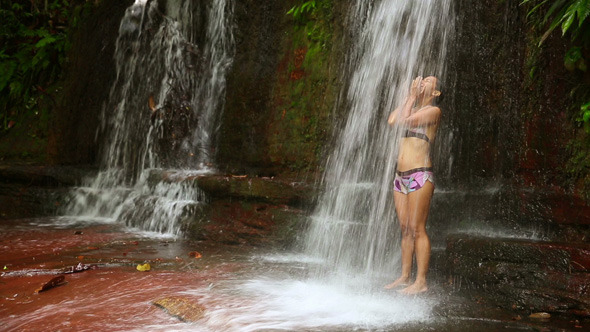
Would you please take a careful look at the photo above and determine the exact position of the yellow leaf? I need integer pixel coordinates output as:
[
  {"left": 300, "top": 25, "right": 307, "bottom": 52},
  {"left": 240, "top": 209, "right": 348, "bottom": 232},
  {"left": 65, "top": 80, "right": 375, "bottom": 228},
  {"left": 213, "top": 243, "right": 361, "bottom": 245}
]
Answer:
[{"left": 136, "top": 263, "right": 151, "bottom": 271}]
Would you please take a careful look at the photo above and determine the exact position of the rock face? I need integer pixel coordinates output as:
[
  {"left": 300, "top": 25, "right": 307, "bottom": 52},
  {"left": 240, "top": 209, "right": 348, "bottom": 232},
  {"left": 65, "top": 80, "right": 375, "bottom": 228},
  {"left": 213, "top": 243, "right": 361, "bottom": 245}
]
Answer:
[
  {"left": 0, "top": 164, "right": 93, "bottom": 219},
  {"left": 49, "top": 0, "right": 131, "bottom": 165},
  {"left": 46, "top": 0, "right": 589, "bottom": 228},
  {"left": 217, "top": 0, "right": 343, "bottom": 177},
  {"left": 182, "top": 199, "right": 307, "bottom": 247},
  {"left": 194, "top": 175, "right": 312, "bottom": 206},
  {"left": 447, "top": 235, "right": 590, "bottom": 317},
  {"left": 438, "top": 2, "right": 590, "bottom": 315},
  {"left": 444, "top": 0, "right": 585, "bottom": 230},
  {"left": 144, "top": 170, "right": 313, "bottom": 247}
]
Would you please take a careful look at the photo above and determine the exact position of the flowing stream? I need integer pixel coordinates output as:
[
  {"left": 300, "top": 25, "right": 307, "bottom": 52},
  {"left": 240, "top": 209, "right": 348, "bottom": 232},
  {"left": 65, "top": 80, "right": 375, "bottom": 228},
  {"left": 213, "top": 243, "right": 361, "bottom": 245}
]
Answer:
[{"left": 63, "top": 0, "right": 235, "bottom": 236}]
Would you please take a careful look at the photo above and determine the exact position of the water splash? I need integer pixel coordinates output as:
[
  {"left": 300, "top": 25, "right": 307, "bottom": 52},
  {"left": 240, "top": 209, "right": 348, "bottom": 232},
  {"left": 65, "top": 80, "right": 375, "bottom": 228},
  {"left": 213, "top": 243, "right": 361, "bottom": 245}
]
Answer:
[
  {"left": 197, "top": 277, "right": 434, "bottom": 331},
  {"left": 64, "top": 0, "right": 235, "bottom": 236},
  {"left": 305, "top": 0, "right": 453, "bottom": 282}
]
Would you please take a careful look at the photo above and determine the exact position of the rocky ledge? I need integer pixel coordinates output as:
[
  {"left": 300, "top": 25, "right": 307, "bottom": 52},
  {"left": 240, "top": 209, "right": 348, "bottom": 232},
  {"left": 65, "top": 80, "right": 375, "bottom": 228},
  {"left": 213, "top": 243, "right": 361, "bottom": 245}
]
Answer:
[
  {"left": 447, "top": 234, "right": 590, "bottom": 317},
  {"left": 145, "top": 170, "right": 316, "bottom": 247},
  {"left": 0, "top": 165, "right": 316, "bottom": 247},
  {"left": 0, "top": 163, "right": 96, "bottom": 187},
  {"left": 0, "top": 164, "right": 96, "bottom": 219},
  {"left": 146, "top": 169, "right": 315, "bottom": 207}
]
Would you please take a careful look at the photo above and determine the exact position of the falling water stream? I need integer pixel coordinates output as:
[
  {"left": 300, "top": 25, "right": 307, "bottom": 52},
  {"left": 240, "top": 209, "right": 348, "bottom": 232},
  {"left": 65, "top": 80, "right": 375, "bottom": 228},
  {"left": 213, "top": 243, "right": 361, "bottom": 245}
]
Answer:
[
  {"left": 304, "top": 0, "right": 452, "bottom": 284},
  {"left": 63, "top": 0, "right": 235, "bottom": 237}
]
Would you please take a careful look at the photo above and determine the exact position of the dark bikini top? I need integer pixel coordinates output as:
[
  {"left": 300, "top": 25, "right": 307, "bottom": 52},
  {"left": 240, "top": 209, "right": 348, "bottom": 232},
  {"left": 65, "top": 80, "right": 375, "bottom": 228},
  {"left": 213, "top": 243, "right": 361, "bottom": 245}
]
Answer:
[{"left": 403, "top": 128, "right": 430, "bottom": 143}]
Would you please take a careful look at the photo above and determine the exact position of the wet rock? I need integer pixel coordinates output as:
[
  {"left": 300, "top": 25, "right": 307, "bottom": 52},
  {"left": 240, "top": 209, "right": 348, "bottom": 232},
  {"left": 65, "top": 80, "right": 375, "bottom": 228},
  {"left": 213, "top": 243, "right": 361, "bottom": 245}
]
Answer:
[
  {"left": 182, "top": 199, "right": 308, "bottom": 248},
  {"left": 0, "top": 164, "right": 95, "bottom": 187},
  {"left": 145, "top": 170, "right": 315, "bottom": 206},
  {"left": 49, "top": 0, "right": 128, "bottom": 165},
  {"left": 195, "top": 175, "right": 313, "bottom": 206},
  {"left": 0, "top": 164, "right": 96, "bottom": 219},
  {"left": 447, "top": 234, "right": 590, "bottom": 316},
  {"left": 542, "top": 192, "right": 590, "bottom": 226},
  {"left": 153, "top": 296, "right": 205, "bottom": 322},
  {"left": 0, "top": 183, "right": 65, "bottom": 219},
  {"left": 144, "top": 170, "right": 312, "bottom": 247}
]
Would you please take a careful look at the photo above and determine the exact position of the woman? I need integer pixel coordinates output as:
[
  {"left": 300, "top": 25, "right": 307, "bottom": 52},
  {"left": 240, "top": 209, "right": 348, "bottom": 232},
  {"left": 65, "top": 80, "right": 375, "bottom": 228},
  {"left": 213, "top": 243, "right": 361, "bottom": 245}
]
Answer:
[{"left": 385, "top": 76, "right": 441, "bottom": 294}]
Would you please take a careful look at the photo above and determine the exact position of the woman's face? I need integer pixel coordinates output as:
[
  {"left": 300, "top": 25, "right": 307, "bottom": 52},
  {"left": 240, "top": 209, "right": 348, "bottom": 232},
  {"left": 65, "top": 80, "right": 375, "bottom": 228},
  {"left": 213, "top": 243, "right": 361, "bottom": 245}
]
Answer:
[{"left": 420, "top": 76, "right": 438, "bottom": 96}]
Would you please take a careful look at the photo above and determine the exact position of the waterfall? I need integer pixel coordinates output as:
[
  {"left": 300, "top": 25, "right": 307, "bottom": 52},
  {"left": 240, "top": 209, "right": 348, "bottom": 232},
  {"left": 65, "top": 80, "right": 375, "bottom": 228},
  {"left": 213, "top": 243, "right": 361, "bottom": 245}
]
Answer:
[
  {"left": 63, "top": 0, "right": 235, "bottom": 236},
  {"left": 304, "top": 0, "right": 453, "bottom": 282}
]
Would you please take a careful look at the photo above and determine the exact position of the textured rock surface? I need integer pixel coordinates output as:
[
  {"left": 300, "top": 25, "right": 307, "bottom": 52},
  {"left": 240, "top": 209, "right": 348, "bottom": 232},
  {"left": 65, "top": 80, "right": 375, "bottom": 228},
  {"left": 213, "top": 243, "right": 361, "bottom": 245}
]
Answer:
[
  {"left": 48, "top": 0, "right": 131, "bottom": 165},
  {"left": 0, "top": 164, "right": 93, "bottom": 219},
  {"left": 447, "top": 234, "right": 590, "bottom": 316},
  {"left": 194, "top": 175, "right": 313, "bottom": 206},
  {"left": 182, "top": 199, "right": 307, "bottom": 247},
  {"left": 153, "top": 296, "right": 205, "bottom": 322}
]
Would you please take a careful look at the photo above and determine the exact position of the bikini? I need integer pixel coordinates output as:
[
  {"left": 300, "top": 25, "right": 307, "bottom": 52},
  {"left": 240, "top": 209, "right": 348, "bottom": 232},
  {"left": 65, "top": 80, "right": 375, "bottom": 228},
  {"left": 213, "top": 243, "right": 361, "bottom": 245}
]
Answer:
[{"left": 393, "top": 127, "right": 434, "bottom": 194}]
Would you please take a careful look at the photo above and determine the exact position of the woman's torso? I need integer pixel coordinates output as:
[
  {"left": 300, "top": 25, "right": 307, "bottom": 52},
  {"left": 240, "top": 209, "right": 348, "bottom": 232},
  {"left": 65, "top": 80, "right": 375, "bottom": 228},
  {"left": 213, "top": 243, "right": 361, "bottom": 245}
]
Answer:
[{"left": 397, "top": 124, "right": 437, "bottom": 171}]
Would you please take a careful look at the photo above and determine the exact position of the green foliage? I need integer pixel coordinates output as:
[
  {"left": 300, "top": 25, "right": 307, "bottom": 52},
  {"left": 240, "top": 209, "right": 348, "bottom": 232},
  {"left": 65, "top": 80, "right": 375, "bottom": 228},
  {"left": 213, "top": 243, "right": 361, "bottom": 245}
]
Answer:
[
  {"left": 287, "top": 0, "right": 332, "bottom": 54},
  {"left": 272, "top": 0, "right": 334, "bottom": 173},
  {"left": 522, "top": 1, "right": 590, "bottom": 76},
  {"left": 522, "top": 0, "right": 590, "bottom": 123},
  {"left": 522, "top": 0, "right": 590, "bottom": 195},
  {"left": 522, "top": 0, "right": 590, "bottom": 46},
  {"left": 0, "top": 0, "right": 90, "bottom": 132},
  {"left": 564, "top": 46, "right": 586, "bottom": 71},
  {"left": 287, "top": 1, "right": 316, "bottom": 20}
]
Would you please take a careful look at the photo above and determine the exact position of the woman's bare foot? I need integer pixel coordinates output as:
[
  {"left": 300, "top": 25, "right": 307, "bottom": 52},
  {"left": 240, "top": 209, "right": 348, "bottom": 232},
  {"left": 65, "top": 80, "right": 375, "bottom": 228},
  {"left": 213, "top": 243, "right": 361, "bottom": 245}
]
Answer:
[
  {"left": 384, "top": 276, "right": 410, "bottom": 289},
  {"left": 398, "top": 280, "right": 427, "bottom": 294}
]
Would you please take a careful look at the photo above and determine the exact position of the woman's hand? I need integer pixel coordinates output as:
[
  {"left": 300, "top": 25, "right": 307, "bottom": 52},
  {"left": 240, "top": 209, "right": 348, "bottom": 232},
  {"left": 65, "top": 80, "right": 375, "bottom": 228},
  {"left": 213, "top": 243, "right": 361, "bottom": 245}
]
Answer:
[{"left": 409, "top": 76, "right": 422, "bottom": 97}]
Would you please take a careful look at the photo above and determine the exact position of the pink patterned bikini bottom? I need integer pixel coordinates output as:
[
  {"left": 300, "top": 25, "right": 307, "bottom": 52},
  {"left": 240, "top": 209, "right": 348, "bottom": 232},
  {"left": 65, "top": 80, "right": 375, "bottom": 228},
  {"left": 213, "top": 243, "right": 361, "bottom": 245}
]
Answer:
[{"left": 393, "top": 167, "right": 434, "bottom": 194}]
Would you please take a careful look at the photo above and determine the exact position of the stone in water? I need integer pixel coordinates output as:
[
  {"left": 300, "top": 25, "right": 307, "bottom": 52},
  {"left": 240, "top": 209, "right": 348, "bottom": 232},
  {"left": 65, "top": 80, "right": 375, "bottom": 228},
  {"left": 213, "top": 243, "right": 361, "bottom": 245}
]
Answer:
[{"left": 153, "top": 296, "right": 205, "bottom": 322}]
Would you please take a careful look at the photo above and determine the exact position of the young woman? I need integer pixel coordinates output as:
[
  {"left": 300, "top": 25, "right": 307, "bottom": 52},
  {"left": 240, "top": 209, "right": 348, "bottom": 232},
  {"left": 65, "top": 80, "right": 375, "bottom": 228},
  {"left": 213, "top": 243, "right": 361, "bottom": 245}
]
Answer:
[{"left": 385, "top": 76, "right": 441, "bottom": 294}]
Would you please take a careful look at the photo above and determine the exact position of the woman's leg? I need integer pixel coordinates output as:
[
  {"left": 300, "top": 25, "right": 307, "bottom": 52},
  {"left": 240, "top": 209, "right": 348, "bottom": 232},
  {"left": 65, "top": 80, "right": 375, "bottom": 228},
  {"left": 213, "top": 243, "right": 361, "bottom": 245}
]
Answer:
[
  {"left": 400, "top": 181, "right": 434, "bottom": 294},
  {"left": 384, "top": 191, "right": 413, "bottom": 289}
]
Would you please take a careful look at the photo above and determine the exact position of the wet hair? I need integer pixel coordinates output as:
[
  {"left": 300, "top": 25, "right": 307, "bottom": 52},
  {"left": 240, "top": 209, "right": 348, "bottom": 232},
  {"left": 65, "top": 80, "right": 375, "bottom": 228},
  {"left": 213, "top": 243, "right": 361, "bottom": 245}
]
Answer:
[{"left": 431, "top": 77, "right": 443, "bottom": 105}]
